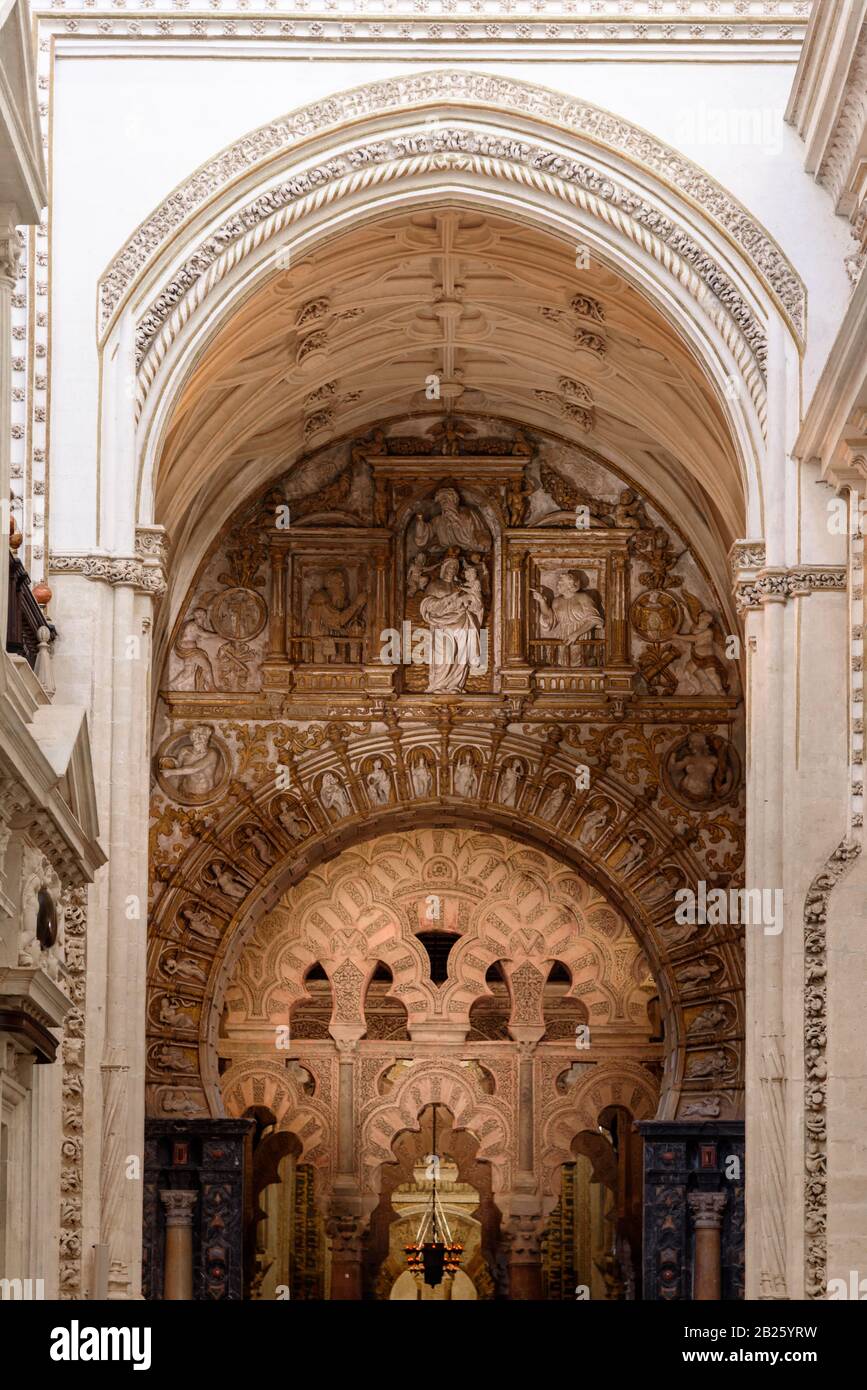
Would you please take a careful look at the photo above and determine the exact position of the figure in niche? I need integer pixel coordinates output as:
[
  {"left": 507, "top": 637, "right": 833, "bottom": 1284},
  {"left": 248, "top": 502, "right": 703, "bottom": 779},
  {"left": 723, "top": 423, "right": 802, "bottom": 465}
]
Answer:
[
  {"left": 419, "top": 554, "right": 486, "bottom": 693},
  {"left": 539, "top": 783, "right": 567, "bottom": 820},
  {"left": 686, "top": 1050, "right": 731, "bottom": 1080},
  {"left": 178, "top": 904, "right": 221, "bottom": 941},
  {"left": 413, "top": 487, "right": 491, "bottom": 553},
  {"left": 159, "top": 724, "right": 222, "bottom": 800},
  {"left": 162, "top": 953, "right": 207, "bottom": 985},
  {"left": 674, "top": 609, "right": 730, "bottom": 695},
  {"left": 158, "top": 996, "right": 195, "bottom": 1029},
  {"left": 238, "top": 824, "right": 277, "bottom": 867},
  {"left": 203, "top": 861, "right": 248, "bottom": 900},
  {"left": 688, "top": 1003, "right": 728, "bottom": 1035},
  {"left": 366, "top": 759, "right": 392, "bottom": 807},
  {"left": 275, "top": 803, "right": 310, "bottom": 841},
  {"left": 320, "top": 770, "right": 352, "bottom": 819},
  {"left": 531, "top": 570, "right": 604, "bottom": 648},
  {"left": 577, "top": 800, "right": 613, "bottom": 847},
  {"left": 645, "top": 865, "right": 683, "bottom": 906},
  {"left": 454, "top": 751, "right": 479, "bottom": 798},
  {"left": 681, "top": 1096, "right": 721, "bottom": 1119},
  {"left": 305, "top": 569, "right": 367, "bottom": 662},
  {"left": 152, "top": 1043, "right": 196, "bottom": 1074},
  {"left": 498, "top": 759, "right": 522, "bottom": 808},
  {"left": 667, "top": 733, "right": 736, "bottom": 807},
  {"left": 410, "top": 759, "right": 433, "bottom": 797},
  {"left": 617, "top": 831, "right": 651, "bottom": 877},
  {"left": 677, "top": 959, "right": 717, "bottom": 988},
  {"left": 172, "top": 608, "right": 215, "bottom": 690}
]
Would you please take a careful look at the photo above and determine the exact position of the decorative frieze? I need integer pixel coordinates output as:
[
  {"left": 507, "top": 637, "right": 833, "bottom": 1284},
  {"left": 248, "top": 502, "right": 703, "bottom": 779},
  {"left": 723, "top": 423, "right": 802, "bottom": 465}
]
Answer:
[
  {"left": 49, "top": 546, "right": 168, "bottom": 597},
  {"left": 733, "top": 564, "right": 847, "bottom": 611},
  {"left": 59, "top": 885, "right": 88, "bottom": 1299},
  {"left": 803, "top": 839, "right": 860, "bottom": 1299}
]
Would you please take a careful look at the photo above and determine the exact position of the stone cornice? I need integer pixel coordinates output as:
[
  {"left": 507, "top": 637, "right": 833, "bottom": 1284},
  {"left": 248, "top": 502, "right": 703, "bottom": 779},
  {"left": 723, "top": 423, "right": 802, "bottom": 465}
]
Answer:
[
  {"left": 733, "top": 562, "right": 847, "bottom": 611},
  {"left": 49, "top": 530, "right": 168, "bottom": 597}
]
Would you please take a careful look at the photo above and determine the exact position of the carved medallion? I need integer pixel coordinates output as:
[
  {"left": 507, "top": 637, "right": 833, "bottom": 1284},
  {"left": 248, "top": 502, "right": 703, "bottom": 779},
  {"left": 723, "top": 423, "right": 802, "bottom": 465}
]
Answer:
[
  {"left": 156, "top": 724, "right": 231, "bottom": 805},
  {"left": 209, "top": 585, "right": 267, "bottom": 641},
  {"left": 662, "top": 732, "right": 740, "bottom": 810},
  {"left": 630, "top": 589, "right": 681, "bottom": 643}
]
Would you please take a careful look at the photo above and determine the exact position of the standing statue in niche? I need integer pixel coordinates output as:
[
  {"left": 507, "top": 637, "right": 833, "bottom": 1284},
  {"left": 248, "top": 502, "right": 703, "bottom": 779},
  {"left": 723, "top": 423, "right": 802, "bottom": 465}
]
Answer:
[
  {"left": 453, "top": 752, "right": 479, "bottom": 798},
  {"left": 410, "top": 760, "right": 433, "bottom": 797},
  {"left": 498, "top": 760, "right": 522, "bottom": 808},
  {"left": 320, "top": 771, "right": 353, "bottom": 819},
  {"left": 366, "top": 760, "right": 392, "bottom": 807},
  {"left": 418, "top": 554, "right": 487, "bottom": 693}
]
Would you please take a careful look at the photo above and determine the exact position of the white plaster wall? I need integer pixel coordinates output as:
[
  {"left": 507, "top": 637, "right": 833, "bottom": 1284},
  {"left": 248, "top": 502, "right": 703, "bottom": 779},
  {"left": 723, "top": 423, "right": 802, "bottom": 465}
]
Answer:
[{"left": 49, "top": 53, "right": 853, "bottom": 550}]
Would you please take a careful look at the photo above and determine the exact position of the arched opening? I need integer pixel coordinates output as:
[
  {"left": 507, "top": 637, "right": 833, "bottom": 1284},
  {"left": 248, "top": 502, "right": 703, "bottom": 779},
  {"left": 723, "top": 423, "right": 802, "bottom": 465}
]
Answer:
[{"left": 136, "top": 79, "right": 775, "bottom": 1299}]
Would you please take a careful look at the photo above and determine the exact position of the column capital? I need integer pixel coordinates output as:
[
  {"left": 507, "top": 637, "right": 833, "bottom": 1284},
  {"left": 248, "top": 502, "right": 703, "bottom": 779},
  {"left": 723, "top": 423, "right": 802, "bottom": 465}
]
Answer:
[
  {"left": 688, "top": 1190, "right": 727, "bottom": 1230},
  {"left": 160, "top": 1189, "right": 198, "bottom": 1228},
  {"left": 502, "top": 1211, "right": 545, "bottom": 1262}
]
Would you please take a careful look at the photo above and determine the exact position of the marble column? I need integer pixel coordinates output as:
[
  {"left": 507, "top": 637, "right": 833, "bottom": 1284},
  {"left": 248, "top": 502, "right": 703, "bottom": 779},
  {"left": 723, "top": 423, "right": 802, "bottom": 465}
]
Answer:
[
  {"left": 689, "top": 1191, "right": 727, "bottom": 1301},
  {"left": 160, "top": 1190, "right": 198, "bottom": 1300}
]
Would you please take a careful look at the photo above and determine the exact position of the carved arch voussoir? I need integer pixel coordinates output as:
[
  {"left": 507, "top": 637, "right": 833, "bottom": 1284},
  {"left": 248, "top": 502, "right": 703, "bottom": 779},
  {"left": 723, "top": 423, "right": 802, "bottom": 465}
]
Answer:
[{"left": 101, "top": 69, "right": 804, "bottom": 346}]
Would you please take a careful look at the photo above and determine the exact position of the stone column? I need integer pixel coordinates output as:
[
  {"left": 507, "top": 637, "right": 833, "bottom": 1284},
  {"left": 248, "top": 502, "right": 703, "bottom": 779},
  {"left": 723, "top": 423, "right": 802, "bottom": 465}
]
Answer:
[
  {"left": 503, "top": 1212, "right": 545, "bottom": 1300},
  {"left": 160, "top": 1190, "right": 198, "bottom": 1300},
  {"left": 516, "top": 1041, "right": 536, "bottom": 1176},
  {"left": 267, "top": 546, "right": 288, "bottom": 659},
  {"left": 326, "top": 1213, "right": 364, "bottom": 1300},
  {"left": 689, "top": 1192, "right": 727, "bottom": 1300},
  {"left": 607, "top": 551, "right": 629, "bottom": 665},
  {"left": 335, "top": 1038, "right": 357, "bottom": 1179}
]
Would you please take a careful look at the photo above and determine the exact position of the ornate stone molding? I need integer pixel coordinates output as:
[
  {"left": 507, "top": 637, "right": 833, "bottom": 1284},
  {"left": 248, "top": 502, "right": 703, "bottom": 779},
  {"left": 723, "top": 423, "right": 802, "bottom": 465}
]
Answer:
[
  {"left": 734, "top": 564, "right": 847, "bottom": 611},
  {"left": 131, "top": 134, "right": 770, "bottom": 436},
  {"left": 49, "top": 549, "right": 167, "bottom": 598},
  {"left": 59, "top": 885, "right": 87, "bottom": 1299},
  {"left": 804, "top": 839, "right": 861, "bottom": 1299},
  {"left": 97, "top": 70, "right": 804, "bottom": 344},
  {"left": 728, "top": 538, "right": 766, "bottom": 577}
]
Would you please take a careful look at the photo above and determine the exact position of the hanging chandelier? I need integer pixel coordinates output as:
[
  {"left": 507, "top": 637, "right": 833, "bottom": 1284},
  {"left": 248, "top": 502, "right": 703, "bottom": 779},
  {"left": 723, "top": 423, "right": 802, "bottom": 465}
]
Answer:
[{"left": 404, "top": 1105, "right": 464, "bottom": 1287}]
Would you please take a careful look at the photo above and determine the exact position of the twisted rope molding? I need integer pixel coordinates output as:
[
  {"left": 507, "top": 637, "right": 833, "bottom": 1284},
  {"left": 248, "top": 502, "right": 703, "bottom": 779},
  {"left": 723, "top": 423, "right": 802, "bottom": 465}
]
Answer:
[
  {"left": 99, "top": 69, "right": 805, "bottom": 340},
  {"left": 133, "top": 142, "right": 769, "bottom": 434}
]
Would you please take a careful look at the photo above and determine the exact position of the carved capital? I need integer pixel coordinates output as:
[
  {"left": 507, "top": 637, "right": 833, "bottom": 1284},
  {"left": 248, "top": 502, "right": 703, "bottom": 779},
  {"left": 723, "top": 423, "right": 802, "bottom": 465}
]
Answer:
[
  {"left": 688, "top": 1191, "right": 727, "bottom": 1230},
  {"left": 160, "top": 1189, "right": 198, "bottom": 1228}
]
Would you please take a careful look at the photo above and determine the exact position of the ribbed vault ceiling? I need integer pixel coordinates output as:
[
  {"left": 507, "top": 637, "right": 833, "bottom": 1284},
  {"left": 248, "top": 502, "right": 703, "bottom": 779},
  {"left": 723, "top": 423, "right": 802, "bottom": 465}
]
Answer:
[{"left": 157, "top": 206, "right": 744, "bottom": 615}]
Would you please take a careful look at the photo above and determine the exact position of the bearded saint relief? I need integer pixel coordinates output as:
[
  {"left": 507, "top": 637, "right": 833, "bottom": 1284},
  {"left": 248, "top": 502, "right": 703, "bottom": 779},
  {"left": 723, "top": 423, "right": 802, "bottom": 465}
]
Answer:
[{"left": 530, "top": 568, "right": 604, "bottom": 666}]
